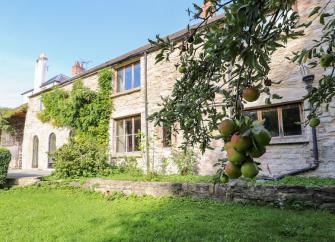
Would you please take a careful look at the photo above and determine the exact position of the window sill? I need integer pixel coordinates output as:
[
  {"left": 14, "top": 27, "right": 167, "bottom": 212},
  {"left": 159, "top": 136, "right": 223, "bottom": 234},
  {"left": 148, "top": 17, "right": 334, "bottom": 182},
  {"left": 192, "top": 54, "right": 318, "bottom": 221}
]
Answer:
[
  {"left": 112, "top": 88, "right": 141, "bottom": 98},
  {"left": 269, "top": 136, "right": 309, "bottom": 145},
  {"left": 111, "top": 152, "right": 142, "bottom": 158}
]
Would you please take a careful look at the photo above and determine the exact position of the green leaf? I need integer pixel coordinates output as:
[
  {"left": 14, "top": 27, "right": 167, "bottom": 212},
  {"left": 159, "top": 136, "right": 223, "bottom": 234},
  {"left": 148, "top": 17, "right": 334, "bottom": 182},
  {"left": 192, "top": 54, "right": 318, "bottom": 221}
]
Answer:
[
  {"left": 272, "top": 94, "right": 283, "bottom": 99},
  {"left": 309, "top": 6, "right": 321, "bottom": 17},
  {"left": 320, "top": 13, "right": 331, "bottom": 25}
]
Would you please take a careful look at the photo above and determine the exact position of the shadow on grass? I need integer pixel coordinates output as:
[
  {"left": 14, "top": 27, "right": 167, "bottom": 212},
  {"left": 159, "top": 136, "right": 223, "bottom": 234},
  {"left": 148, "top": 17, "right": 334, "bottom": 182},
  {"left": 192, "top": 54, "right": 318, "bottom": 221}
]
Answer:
[
  {"left": 61, "top": 190, "right": 335, "bottom": 242},
  {"left": 0, "top": 187, "right": 334, "bottom": 242}
]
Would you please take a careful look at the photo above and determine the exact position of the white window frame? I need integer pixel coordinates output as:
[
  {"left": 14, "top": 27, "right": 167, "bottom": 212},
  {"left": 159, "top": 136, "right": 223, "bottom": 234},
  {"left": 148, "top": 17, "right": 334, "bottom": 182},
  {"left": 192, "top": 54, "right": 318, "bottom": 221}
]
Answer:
[
  {"left": 115, "top": 115, "right": 141, "bottom": 153},
  {"left": 244, "top": 102, "right": 305, "bottom": 142},
  {"left": 115, "top": 62, "right": 141, "bottom": 93}
]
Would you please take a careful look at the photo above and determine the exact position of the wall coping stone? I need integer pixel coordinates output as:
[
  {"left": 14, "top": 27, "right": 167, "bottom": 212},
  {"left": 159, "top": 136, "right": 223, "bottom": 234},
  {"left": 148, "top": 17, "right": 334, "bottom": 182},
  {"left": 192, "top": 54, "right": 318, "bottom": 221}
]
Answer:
[{"left": 77, "top": 178, "right": 335, "bottom": 212}]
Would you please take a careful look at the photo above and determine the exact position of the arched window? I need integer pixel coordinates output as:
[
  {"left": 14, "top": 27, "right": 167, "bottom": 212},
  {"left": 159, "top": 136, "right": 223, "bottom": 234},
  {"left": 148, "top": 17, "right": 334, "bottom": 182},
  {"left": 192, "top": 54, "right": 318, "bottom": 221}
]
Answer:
[
  {"left": 32, "top": 136, "right": 39, "bottom": 168},
  {"left": 48, "top": 133, "right": 56, "bottom": 168}
]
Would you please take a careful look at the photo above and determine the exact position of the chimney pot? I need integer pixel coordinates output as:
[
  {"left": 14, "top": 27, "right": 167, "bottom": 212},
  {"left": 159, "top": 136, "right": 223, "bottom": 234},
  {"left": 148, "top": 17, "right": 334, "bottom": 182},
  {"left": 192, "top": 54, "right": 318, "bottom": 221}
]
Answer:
[
  {"left": 72, "top": 61, "right": 85, "bottom": 76},
  {"left": 34, "top": 53, "right": 48, "bottom": 92}
]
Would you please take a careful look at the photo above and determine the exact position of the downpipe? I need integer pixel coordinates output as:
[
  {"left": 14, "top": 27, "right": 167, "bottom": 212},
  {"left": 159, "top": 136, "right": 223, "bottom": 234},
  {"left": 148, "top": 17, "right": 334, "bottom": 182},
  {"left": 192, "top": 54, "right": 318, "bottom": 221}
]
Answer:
[{"left": 258, "top": 126, "right": 319, "bottom": 181}]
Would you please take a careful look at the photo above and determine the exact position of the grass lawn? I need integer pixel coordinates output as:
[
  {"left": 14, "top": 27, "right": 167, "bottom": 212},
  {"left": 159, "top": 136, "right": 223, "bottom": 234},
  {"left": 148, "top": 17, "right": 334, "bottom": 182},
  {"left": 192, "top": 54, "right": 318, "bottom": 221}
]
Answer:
[
  {"left": 261, "top": 176, "right": 335, "bottom": 187},
  {"left": 44, "top": 172, "right": 335, "bottom": 188},
  {"left": 43, "top": 173, "right": 214, "bottom": 184},
  {"left": 0, "top": 187, "right": 335, "bottom": 242}
]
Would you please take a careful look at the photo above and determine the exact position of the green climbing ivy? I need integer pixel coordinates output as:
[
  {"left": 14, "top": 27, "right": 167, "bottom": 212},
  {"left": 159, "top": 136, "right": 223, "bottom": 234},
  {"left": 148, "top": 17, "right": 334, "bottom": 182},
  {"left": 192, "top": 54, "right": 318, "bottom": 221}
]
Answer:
[
  {"left": 38, "top": 68, "right": 113, "bottom": 178},
  {"left": 0, "top": 104, "right": 27, "bottom": 134},
  {"left": 38, "top": 68, "right": 113, "bottom": 147}
]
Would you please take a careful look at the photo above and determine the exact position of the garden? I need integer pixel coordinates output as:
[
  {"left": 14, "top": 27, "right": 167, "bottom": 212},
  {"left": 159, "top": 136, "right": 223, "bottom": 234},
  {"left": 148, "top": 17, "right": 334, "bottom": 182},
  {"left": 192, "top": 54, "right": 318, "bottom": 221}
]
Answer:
[
  {"left": 1, "top": 0, "right": 335, "bottom": 241},
  {"left": 1, "top": 186, "right": 335, "bottom": 242}
]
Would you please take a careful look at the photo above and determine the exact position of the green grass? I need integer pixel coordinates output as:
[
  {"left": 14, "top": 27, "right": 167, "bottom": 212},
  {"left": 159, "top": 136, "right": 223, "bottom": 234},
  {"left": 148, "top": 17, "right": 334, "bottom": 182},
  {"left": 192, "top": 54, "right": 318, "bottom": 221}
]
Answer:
[
  {"left": 261, "top": 176, "right": 335, "bottom": 187},
  {"left": 105, "top": 173, "right": 214, "bottom": 183},
  {"left": 43, "top": 173, "right": 214, "bottom": 184},
  {"left": 0, "top": 186, "right": 335, "bottom": 242}
]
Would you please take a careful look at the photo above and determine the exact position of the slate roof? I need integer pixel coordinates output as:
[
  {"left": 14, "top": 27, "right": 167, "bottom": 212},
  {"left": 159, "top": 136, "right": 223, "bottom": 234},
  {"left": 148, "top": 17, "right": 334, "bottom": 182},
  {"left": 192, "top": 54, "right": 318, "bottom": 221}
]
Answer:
[
  {"left": 40, "top": 74, "right": 69, "bottom": 87},
  {"left": 21, "top": 74, "right": 69, "bottom": 95},
  {"left": 28, "top": 14, "right": 225, "bottom": 98}
]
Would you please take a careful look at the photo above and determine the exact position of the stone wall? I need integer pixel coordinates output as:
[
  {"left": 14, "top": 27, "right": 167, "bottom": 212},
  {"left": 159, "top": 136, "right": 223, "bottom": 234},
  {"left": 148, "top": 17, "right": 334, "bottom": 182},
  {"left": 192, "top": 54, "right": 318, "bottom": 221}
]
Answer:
[
  {"left": 248, "top": 0, "right": 335, "bottom": 178},
  {"left": 21, "top": 74, "right": 100, "bottom": 170},
  {"left": 21, "top": 96, "right": 71, "bottom": 170},
  {"left": 140, "top": 0, "right": 335, "bottom": 177},
  {"left": 80, "top": 178, "right": 335, "bottom": 212},
  {"left": 22, "top": 0, "right": 335, "bottom": 178},
  {"left": 109, "top": 58, "right": 145, "bottom": 168},
  {"left": 0, "top": 116, "right": 25, "bottom": 169}
]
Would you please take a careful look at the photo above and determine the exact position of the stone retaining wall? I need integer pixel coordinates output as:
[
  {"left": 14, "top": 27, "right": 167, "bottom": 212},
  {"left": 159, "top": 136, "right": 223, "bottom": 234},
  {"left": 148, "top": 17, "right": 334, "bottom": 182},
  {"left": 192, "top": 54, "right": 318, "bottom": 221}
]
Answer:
[{"left": 80, "top": 178, "right": 335, "bottom": 212}]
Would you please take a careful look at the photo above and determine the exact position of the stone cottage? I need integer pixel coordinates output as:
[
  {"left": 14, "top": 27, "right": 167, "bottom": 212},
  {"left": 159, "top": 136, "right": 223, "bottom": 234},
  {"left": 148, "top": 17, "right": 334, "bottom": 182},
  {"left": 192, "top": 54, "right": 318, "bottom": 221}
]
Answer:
[{"left": 19, "top": 0, "right": 335, "bottom": 178}]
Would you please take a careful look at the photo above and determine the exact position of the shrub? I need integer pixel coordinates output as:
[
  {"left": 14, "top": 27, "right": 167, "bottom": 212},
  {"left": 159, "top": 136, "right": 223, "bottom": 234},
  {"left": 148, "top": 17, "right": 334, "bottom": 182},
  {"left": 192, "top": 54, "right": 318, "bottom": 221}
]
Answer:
[
  {"left": 0, "top": 147, "right": 11, "bottom": 185},
  {"left": 117, "top": 156, "right": 143, "bottom": 176},
  {"left": 52, "top": 140, "right": 113, "bottom": 178},
  {"left": 171, "top": 148, "right": 198, "bottom": 176}
]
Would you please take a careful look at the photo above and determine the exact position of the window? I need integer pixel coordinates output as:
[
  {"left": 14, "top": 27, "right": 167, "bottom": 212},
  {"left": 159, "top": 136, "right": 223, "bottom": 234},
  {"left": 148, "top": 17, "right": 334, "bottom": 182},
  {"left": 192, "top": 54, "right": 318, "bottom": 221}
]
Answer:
[
  {"left": 115, "top": 116, "right": 141, "bottom": 153},
  {"left": 262, "top": 109, "right": 279, "bottom": 137},
  {"left": 48, "top": 133, "right": 56, "bottom": 168},
  {"left": 282, "top": 105, "right": 302, "bottom": 136},
  {"left": 244, "top": 103, "right": 303, "bottom": 139},
  {"left": 32, "top": 136, "right": 39, "bottom": 168},
  {"left": 162, "top": 125, "right": 172, "bottom": 147},
  {"left": 115, "top": 62, "right": 141, "bottom": 92}
]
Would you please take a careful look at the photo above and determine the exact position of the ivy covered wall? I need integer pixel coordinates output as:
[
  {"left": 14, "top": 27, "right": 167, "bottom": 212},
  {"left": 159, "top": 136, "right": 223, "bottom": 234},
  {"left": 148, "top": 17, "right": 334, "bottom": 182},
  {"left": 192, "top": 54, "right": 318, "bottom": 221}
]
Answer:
[{"left": 38, "top": 68, "right": 113, "bottom": 147}]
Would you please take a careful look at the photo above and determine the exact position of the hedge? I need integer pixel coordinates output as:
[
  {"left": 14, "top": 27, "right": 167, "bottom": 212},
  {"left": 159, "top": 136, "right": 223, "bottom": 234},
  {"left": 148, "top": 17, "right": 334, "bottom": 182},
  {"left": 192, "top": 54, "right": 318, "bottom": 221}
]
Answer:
[{"left": 0, "top": 147, "right": 11, "bottom": 185}]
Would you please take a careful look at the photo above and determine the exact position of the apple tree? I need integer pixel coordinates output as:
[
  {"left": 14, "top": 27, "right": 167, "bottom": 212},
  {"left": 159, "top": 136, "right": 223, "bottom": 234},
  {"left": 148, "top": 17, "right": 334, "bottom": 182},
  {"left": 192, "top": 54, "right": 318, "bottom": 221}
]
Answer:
[
  {"left": 149, "top": 0, "right": 305, "bottom": 182},
  {"left": 291, "top": 0, "right": 335, "bottom": 128}
]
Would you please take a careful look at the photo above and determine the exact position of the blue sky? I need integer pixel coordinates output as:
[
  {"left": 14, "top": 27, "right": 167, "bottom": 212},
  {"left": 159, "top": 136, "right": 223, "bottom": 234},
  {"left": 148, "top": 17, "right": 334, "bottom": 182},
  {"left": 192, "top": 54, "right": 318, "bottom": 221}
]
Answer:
[{"left": 0, "top": 0, "right": 201, "bottom": 107}]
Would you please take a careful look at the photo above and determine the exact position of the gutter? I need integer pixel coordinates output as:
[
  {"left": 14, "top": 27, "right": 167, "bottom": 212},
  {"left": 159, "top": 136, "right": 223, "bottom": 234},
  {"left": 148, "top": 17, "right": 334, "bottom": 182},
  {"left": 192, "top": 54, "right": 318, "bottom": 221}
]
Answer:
[
  {"left": 144, "top": 51, "right": 150, "bottom": 173},
  {"left": 271, "top": 162, "right": 319, "bottom": 180},
  {"left": 258, "top": 97, "right": 320, "bottom": 181},
  {"left": 27, "top": 14, "right": 225, "bottom": 99}
]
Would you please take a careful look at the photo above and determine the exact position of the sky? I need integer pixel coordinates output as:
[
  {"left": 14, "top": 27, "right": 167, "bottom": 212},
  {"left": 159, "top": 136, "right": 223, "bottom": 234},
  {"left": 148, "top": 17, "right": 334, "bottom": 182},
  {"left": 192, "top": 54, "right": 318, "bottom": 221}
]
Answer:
[{"left": 0, "top": 0, "right": 201, "bottom": 108}]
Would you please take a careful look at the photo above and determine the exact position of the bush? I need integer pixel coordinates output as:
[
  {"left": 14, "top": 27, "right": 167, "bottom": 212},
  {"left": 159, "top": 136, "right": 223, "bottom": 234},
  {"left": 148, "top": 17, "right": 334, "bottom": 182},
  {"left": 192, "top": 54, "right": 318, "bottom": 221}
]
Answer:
[
  {"left": 171, "top": 148, "right": 198, "bottom": 176},
  {"left": 118, "top": 156, "right": 143, "bottom": 176},
  {"left": 52, "top": 140, "right": 113, "bottom": 178},
  {"left": 0, "top": 147, "right": 11, "bottom": 185}
]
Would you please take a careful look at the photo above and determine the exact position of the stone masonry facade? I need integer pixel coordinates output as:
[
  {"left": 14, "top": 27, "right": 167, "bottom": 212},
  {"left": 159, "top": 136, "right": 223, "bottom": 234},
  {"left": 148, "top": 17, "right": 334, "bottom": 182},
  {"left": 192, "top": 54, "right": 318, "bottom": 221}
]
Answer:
[
  {"left": 0, "top": 115, "right": 25, "bottom": 169},
  {"left": 78, "top": 178, "right": 335, "bottom": 212},
  {"left": 21, "top": 0, "right": 335, "bottom": 178}
]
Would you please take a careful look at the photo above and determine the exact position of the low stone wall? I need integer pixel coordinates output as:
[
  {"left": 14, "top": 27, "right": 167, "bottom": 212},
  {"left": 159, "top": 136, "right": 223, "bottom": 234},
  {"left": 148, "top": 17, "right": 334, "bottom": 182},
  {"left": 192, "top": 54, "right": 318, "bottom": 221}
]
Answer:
[
  {"left": 4, "top": 177, "right": 41, "bottom": 188},
  {"left": 79, "top": 178, "right": 335, "bottom": 212}
]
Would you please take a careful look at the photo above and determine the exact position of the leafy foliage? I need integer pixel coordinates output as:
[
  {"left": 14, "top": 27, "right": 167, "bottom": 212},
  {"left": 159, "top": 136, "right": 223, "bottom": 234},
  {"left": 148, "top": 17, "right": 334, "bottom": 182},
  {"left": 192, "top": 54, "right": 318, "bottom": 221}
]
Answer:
[
  {"left": 52, "top": 140, "right": 112, "bottom": 178},
  {"left": 148, "top": 0, "right": 303, "bottom": 182},
  {"left": 116, "top": 156, "right": 143, "bottom": 176},
  {"left": 39, "top": 68, "right": 113, "bottom": 178},
  {"left": 170, "top": 147, "right": 198, "bottom": 175},
  {"left": 0, "top": 147, "right": 11, "bottom": 185},
  {"left": 39, "top": 68, "right": 113, "bottom": 147},
  {"left": 291, "top": 0, "right": 335, "bottom": 118},
  {"left": 149, "top": 0, "right": 301, "bottom": 152},
  {"left": 262, "top": 175, "right": 335, "bottom": 187},
  {"left": 0, "top": 104, "right": 27, "bottom": 134}
]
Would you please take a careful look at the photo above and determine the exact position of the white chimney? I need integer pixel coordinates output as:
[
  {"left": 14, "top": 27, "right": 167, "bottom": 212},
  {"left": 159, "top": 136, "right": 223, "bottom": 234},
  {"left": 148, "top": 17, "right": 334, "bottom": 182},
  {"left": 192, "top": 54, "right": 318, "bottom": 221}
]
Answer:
[{"left": 34, "top": 53, "right": 48, "bottom": 92}]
